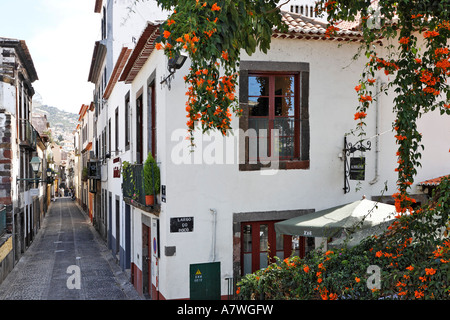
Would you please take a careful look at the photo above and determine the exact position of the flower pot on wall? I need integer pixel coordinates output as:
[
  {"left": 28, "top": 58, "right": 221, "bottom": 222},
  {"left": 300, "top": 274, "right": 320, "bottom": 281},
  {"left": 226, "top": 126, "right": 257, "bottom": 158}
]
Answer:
[{"left": 145, "top": 195, "right": 155, "bottom": 206}]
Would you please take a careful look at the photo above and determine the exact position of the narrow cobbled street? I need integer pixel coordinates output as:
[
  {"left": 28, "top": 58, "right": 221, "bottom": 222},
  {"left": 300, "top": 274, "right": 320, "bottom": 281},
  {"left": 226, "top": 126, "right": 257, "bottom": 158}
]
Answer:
[{"left": 0, "top": 198, "right": 141, "bottom": 300}]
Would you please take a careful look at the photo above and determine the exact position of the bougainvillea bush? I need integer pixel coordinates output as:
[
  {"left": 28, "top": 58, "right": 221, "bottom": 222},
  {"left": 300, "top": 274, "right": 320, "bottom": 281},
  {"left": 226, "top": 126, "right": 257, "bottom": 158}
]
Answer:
[{"left": 237, "top": 177, "right": 450, "bottom": 300}]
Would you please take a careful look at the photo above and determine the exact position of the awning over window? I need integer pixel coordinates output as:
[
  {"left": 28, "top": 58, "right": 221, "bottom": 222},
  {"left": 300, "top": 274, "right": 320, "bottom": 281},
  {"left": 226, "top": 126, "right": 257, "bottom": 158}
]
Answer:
[{"left": 274, "top": 199, "right": 397, "bottom": 238}]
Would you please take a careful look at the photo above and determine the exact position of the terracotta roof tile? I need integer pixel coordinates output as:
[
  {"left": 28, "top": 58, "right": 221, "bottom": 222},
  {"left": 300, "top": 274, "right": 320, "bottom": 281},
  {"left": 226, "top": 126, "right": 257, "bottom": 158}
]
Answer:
[
  {"left": 418, "top": 175, "right": 450, "bottom": 186},
  {"left": 120, "top": 12, "right": 366, "bottom": 85},
  {"left": 275, "top": 11, "right": 363, "bottom": 41},
  {"left": 78, "top": 104, "right": 90, "bottom": 121}
]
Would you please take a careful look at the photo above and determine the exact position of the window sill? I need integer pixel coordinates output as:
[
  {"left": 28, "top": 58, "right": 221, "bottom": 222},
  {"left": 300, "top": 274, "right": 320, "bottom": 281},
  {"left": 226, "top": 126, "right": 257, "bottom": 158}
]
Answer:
[{"left": 239, "top": 160, "right": 309, "bottom": 171}]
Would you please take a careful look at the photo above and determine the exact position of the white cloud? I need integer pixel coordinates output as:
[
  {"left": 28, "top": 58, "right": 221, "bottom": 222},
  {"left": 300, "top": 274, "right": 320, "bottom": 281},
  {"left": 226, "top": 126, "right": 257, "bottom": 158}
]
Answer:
[{"left": 29, "top": 1, "right": 101, "bottom": 114}]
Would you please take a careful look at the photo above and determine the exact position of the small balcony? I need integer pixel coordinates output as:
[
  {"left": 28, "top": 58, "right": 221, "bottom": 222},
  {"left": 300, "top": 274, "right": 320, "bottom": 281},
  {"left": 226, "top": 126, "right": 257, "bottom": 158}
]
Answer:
[
  {"left": 122, "top": 162, "right": 160, "bottom": 215},
  {"left": 19, "top": 119, "right": 38, "bottom": 150}
]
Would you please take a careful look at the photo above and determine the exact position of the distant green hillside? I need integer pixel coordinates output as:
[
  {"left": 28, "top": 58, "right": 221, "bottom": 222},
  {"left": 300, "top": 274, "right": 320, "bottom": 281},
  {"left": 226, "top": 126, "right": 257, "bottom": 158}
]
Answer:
[{"left": 33, "top": 104, "right": 78, "bottom": 135}]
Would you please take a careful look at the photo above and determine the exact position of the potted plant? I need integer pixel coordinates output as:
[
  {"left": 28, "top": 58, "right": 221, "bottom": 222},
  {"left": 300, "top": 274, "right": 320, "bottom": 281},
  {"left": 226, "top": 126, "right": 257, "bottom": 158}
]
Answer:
[
  {"left": 82, "top": 167, "right": 88, "bottom": 182},
  {"left": 143, "top": 153, "right": 160, "bottom": 205}
]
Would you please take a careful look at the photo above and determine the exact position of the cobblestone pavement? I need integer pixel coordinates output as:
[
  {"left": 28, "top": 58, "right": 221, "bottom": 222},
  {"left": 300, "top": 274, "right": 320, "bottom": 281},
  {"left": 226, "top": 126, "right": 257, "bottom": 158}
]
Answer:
[{"left": 0, "top": 198, "right": 142, "bottom": 300}]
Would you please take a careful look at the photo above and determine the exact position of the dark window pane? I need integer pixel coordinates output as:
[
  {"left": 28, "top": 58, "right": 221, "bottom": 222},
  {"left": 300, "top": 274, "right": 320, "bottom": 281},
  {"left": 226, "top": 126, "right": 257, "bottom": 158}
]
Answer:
[
  {"left": 259, "top": 224, "right": 269, "bottom": 269},
  {"left": 276, "top": 232, "right": 284, "bottom": 251},
  {"left": 275, "top": 96, "right": 295, "bottom": 116},
  {"left": 278, "top": 136, "right": 295, "bottom": 159},
  {"left": 249, "top": 118, "right": 268, "bottom": 131},
  {"left": 275, "top": 76, "right": 295, "bottom": 96},
  {"left": 248, "top": 119, "right": 269, "bottom": 162},
  {"left": 249, "top": 76, "right": 270, "bottom": 96},
  {"left": 306, "top": 237, "right": 315, "bottom": 256},
  {"left": 243, "top": 224, "right": 252, "bottom": 252},
  {"left": 249, "top": 97, "right": 269, "bottom": 116},
  {"left": 273, "top": 117, "right": 295, "bottom": 136},
  {"left": 260, "top": 224, "right": 269, "bottom": 251}
]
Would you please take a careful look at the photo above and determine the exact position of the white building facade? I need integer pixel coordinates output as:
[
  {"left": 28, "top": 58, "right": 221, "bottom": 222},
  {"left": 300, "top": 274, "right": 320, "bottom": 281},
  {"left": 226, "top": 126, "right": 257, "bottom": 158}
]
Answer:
[
  {"left": 0, "top": 38, "right": 50, "bottom": 284},
  {"left": 85, "top": 0, "right": 169, "bottom": 274}
]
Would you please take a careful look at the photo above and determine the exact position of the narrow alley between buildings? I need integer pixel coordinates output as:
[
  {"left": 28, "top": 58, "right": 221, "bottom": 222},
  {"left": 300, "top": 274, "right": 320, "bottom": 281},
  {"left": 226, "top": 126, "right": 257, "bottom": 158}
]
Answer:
[{"left": 0, "top": 198, "right": 141, "bottom": 300}]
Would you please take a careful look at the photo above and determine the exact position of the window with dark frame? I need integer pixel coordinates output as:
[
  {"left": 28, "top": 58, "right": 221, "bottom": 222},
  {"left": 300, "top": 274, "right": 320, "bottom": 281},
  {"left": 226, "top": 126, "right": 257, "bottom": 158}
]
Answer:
[
  {"left": 108, "top": 118, "right": 111, "bottom": 156},
  {"left": 101, "top": 6, "right": 107, "bottom": 40},
  {"left": 239, "top": 61, "right": 310, "bottom": 171},
  {"left": 115, "top": 107, "right": 119, "bottom": 153},
  {"left": 136, "top": 94, "right": 144, "bottom": 164},
  {"left": 148, "top": 80, "right": 156, "bottom": 159},
  {"left": 95, "top": 137, "right": 99, "bottom": 160},
  {"left": 125, "top": 93, "right": 130, "bottom": 150},
  {"left": 102, "top": 128, "right": 106, "bottom": 160}
]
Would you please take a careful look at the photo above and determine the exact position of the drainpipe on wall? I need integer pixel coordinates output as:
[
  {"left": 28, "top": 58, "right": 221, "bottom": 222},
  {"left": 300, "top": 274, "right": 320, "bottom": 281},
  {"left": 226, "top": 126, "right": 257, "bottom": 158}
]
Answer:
[
  {"left": 369, "top": 78, "right": 382, "bottom": 186},
  {"left": 210, "top": 208, "right": 217, "bottom": 262}
]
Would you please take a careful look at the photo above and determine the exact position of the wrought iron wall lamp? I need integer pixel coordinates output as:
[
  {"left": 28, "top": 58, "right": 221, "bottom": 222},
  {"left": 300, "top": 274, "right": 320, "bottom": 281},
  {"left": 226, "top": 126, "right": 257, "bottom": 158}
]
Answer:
[
  {"left": 160, "top": 51, "right": 188, "bottom": 90},
  {"left": 16, "top": 156, "right": 55, "bottom": 185}
]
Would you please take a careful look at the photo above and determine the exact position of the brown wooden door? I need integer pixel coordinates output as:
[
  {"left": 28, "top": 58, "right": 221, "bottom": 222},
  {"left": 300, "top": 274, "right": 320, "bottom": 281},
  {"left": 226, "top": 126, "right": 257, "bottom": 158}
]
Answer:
[{"left": 142, "top": 224, "right": 152, "bottom": 297}]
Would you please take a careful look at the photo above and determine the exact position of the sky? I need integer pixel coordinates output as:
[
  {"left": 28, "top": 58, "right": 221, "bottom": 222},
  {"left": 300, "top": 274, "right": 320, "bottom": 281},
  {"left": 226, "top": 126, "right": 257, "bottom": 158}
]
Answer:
[{"left": 0, "top": 0, "right": 100, "bottom": 114}]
